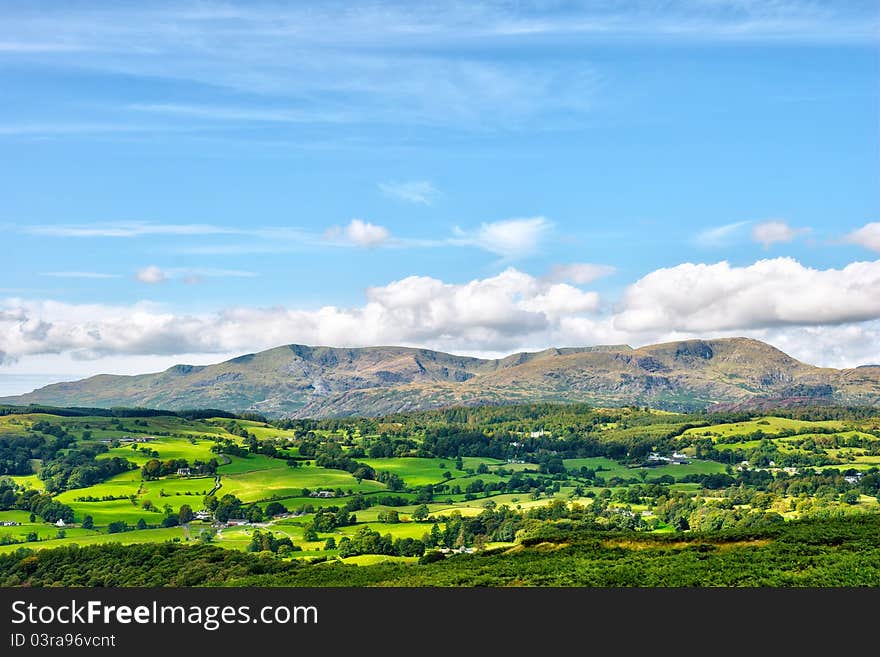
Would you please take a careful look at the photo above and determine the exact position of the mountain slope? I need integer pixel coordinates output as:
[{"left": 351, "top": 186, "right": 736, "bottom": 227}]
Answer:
[{"left": 2, "top": 338, "right": 878, "bottom": 417}]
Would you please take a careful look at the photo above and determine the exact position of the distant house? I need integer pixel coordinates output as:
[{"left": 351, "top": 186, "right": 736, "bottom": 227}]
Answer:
[
  {"left": 194, "top": 510, "right": 212, "bottom": 521},
  {"left": 0, "top": 521, "right": 20, "bottom": 527},
  {"left": 55, "top": 519, "right": 66, "bottom": 527},
  {"left": 529, "top": 430, "right": 549, "bottom": 438},
  {"left": 309, "top": 490, "right": 335, "bottom": 498},
  {"left": 176, "top": 467, "right": 192, "bottom": 476},
  {"left": 225, "top": 518, "right": 248, "bottom": 526},
  {"left": 648, "top": 451, "right": 690, "bottom": 465}
]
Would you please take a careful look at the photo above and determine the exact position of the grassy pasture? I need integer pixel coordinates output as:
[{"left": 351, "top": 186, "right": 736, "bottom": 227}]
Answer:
[
  {"left": 360, "top": 457, "right": 459, "bottom": 486},
  {"left": 98, "top": 438, "right": 217, "bottom": 466},
  {"left": 218, "top": 454, "right": 288, "bottom": 474},
  {"left": 563, "top": 456, "right": 728, "bottom": 481},
  {"left": 683, "top": 417, "right": 847, "bottom": 440},
  {"left": 339, "top": 554, "right": 418, "bottom": 566},
  {"left": 0, "top": 526, "right": 192, "bottom": 555},
  {"left": 220, "top": 463, "right": 385, "bottom": 503},
  {"left": 7, "top": 474, "right": 44, "bottom": 491}
]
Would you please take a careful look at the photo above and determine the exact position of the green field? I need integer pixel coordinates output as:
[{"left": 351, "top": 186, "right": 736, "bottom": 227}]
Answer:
[
  {"left": 683, "top": 417, "right": 847, "bottom": 439},
  {"left": 1, "top": 406, "right": 878, "bottom": 570}
]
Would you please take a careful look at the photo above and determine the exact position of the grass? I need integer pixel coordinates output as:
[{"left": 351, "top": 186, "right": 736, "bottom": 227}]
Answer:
[
  {"left": 0, "top": 525, "right": 193, "bottom": 555},
  {"left": 99, "top": 438, "right": 218, "bottom": 466},
  {"left": 683, "top": 416, "right": 847, "bottom": 440},
  {"left": 220, "top": 463, "right": 385, "bottom": 503},
  {"left": 6, "top": 474, "right": 44, "bottom": 491},
  {"left": 563, "top": 456, "right": 729, "bottom": 481}
]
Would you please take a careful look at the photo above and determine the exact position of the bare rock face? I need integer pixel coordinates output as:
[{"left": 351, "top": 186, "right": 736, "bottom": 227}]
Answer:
[{"left": 2, "top": 338, "right": 878, "bottom": 417}]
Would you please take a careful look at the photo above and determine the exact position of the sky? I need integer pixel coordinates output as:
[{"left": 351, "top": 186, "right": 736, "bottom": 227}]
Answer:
[{"left": 1, "top": 0, "right": 879, "bottom": 395}]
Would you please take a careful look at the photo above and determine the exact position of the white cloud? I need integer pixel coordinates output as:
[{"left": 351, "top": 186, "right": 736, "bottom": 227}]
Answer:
[
  {"left": 26, "top": 222, "right": 238, "bottom": 238},
  {"left": 614, "top": 257, "right": 880, "bottom": 333},
  {"left": 127, "top": 103, "right": 351, "bottom": 124},
  {"left": 325, "top": 219, "right": 392, "bottom": 248},
  {"left": 0, "top": 269, "right": 604, "bottom": 364},
  {"left": 844, "top": 222, "right": 880, "bottom": 252},
  {"left": 453, "top": 217, "right": 552, "bottom": 259},
  {"left": 40, "top": 272, "right": 120, "bottom": 279},
  {"left": 694, "top": 221, "right": 751, "bottom": 247},
  {"left": 5, "top": 258, "right": 880, "bottom": 375},
  {"left": 751, "top": 220, "right": 809, "bottom": 247},
  {"left": 136, "top": 266, "right": 256, "bottom": 284},
  {"left": 379, "top": 180, "right": 439, "bottom": 205},
  {"left": 545, "top": 263, "right": 615, "bottom": 285},
  {"left": 136, "top": 266, "right": 167, "bottom": 284}
]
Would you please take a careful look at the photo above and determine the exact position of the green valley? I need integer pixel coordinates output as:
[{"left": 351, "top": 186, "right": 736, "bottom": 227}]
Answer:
[{"left": 1, "top": 402, "right": 878, "bottom": 586}]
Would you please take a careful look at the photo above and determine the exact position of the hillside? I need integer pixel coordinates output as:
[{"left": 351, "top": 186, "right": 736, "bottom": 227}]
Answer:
[{"left": 2, "top": 338, "right": 878, "bottom": 417}]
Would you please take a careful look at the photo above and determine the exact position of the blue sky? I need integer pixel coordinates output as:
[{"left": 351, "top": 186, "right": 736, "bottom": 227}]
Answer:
[{"left": 1, "top": 1, "right": 879, "bottom": 394}]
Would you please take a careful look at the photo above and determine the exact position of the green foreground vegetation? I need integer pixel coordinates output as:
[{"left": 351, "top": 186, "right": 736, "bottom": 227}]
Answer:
[
  {"left": 0, "top": 402, "right": 879, "bottom": 586},
  {"left": 2, "top": 514, "right": 878, "bottom": 586}
]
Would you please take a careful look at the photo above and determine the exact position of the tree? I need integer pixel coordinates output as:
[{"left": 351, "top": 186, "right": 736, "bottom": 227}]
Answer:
[
  {"left": 136, "top": 518, "right": 147, "bottom": 530},
  {"left": 412, "top": 504, "right": 430, "bottom": 522},
  {"left": 178, "top": 504, "right": 194, "bottom": 525},
  {"left": 378, "top": 509, "right": 400, "bottom": 524},
  {"left": 265, "top": 501, "right": 288, "bottom": 517},
  {"left": 82, "top": 515, "right": 94, "bottom": 530},
  {"left": 324, "top": 537, "right": 336, "bottom": 551}
]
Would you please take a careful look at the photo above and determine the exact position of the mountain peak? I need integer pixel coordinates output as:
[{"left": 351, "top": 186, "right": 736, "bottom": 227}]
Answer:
[{"left": 1, "top": 338, "right": 876, "bottom": 418}]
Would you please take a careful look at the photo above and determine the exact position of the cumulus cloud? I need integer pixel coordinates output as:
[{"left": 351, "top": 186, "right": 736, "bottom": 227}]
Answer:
[
  {"left": 751, "top": 220, "right": 809, "bottom": 248},
  {"left": 614, "top": 258, "right": 880, "bottom": 332},
  {"left": 378, "top": 180, "right": 439, "bottom": 205},
  {"left": 844, "top": 222, "right": 880, "bottom": 252},
  {"left": 453, "top": 217, "right": 552, "bottom": 259},
  {"left": 545, "top": 263, "right": 615, "bottom": 285},
  {"left": 136, "top": 266, "right": 167, "bottom": 284},
  {"left": 0, "top": 269, "right": 606, "bottom": 363},
  {"left": 325, "top": 219, "right": 392, "bottom": 248},
  {"left": 5, "top": 258, "right": 880, "bottom": 374}
]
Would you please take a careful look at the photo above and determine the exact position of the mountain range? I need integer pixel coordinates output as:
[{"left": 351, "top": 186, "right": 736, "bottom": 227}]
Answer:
[{"left": 2, "top": 338, "right": 879, "bottom": 417}]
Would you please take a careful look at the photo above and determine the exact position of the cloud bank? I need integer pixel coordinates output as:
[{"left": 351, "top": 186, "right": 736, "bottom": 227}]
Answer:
[{"left": 3, "top": 257, "right": 880, "bottom": 375}]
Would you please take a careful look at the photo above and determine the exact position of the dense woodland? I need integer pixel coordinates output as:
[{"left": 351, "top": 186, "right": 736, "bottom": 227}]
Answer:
[{"left": 1, "top": 514, "right": 877, "bottom": 587}]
